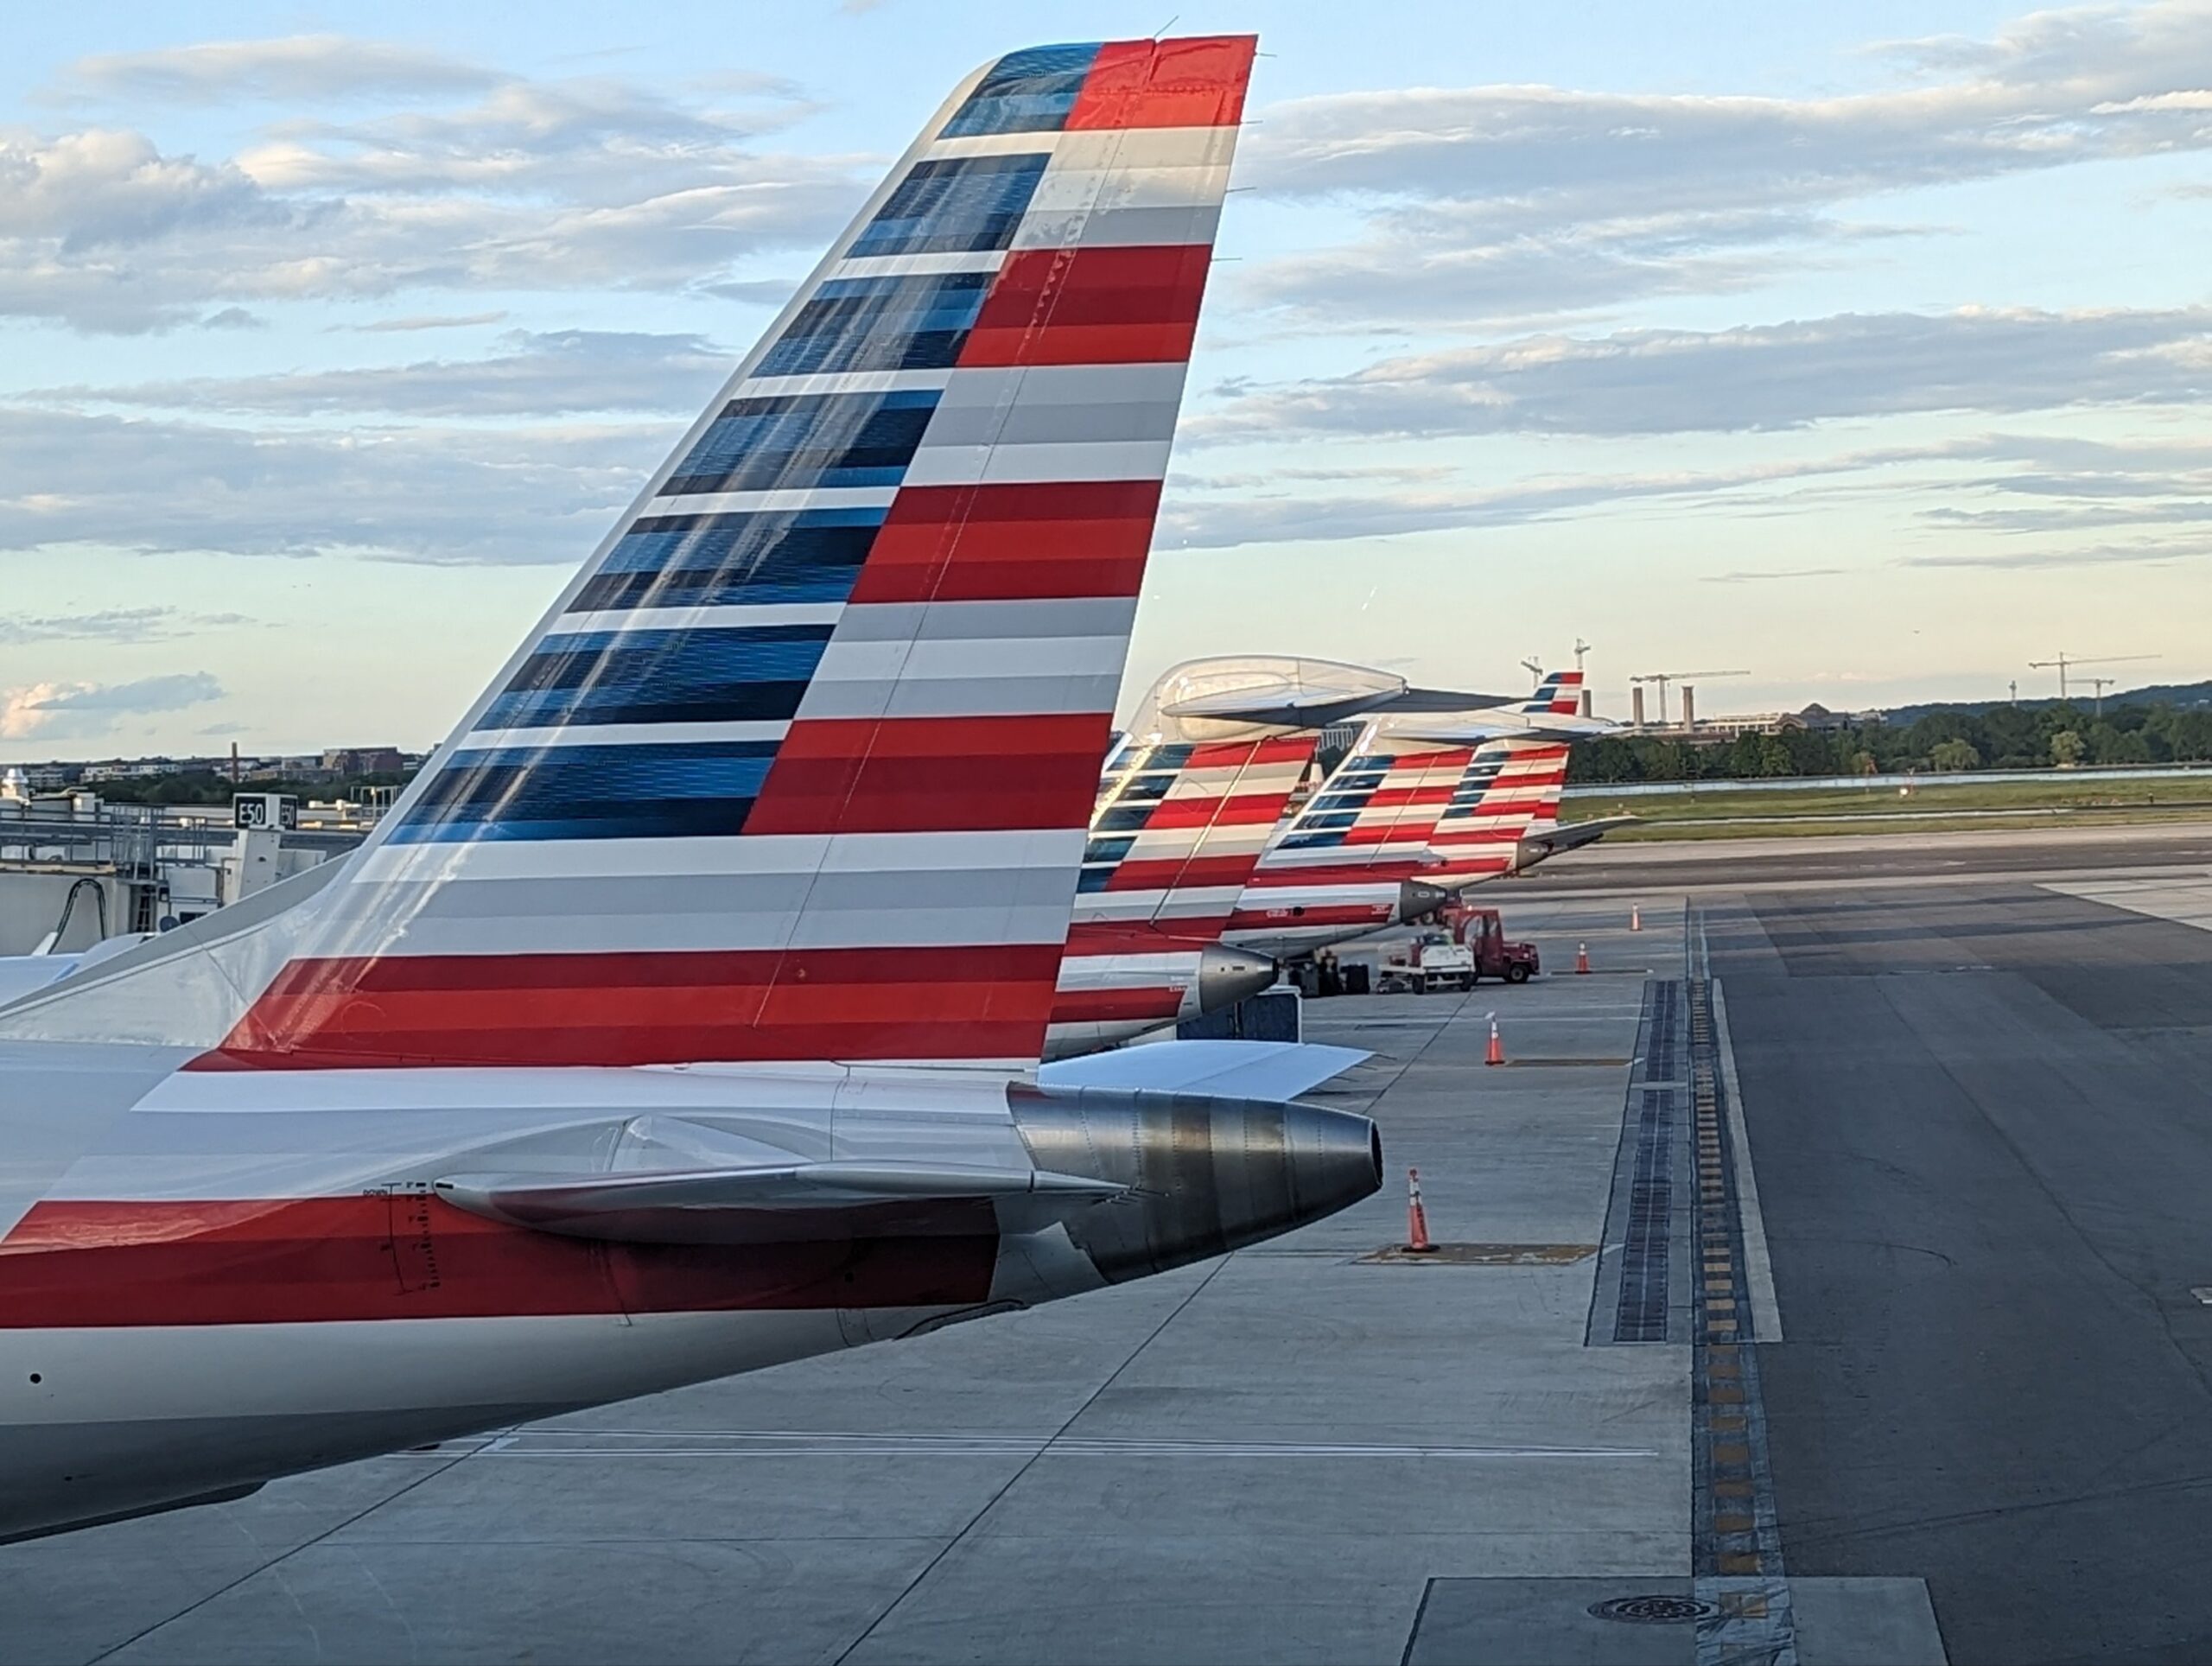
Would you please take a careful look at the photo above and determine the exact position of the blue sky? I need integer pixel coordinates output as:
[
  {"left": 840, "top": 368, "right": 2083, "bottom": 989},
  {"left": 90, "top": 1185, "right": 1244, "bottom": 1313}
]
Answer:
[{"left": 2, "top": 1, "right": 2209, "bottom": 755}]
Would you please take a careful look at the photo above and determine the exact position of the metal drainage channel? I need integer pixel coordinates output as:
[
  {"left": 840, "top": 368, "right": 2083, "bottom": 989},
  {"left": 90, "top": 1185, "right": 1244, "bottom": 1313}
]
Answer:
[
  {"left": 1688, "top": 905, "right": 1795, "bottom": 1666},
  {"left": 1588, "top": 976, "right": 1688, "bottom": 1347}
]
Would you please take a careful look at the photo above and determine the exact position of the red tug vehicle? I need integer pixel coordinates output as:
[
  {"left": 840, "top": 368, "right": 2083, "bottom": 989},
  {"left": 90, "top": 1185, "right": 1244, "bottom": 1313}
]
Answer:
[{"left": 1436, "top": 901, "right": 1541, "bottom": 984}]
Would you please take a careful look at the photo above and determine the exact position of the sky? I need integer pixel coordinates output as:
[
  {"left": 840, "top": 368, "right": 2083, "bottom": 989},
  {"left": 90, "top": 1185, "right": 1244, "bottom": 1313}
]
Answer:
[{"left": 1, "top": 0, "right": 2209, "bottom": 756}]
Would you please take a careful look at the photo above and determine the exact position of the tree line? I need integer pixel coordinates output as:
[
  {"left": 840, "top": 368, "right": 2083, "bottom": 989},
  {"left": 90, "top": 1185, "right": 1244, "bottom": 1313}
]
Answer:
[{"left": 1567, "top": 701, "right": 2212, "bottom": 784}]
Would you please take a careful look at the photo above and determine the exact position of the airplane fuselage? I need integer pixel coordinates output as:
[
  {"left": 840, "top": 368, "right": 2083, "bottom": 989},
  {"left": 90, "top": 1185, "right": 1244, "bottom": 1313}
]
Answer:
[{"left": 0, "top": 1044, "right": 1376, "bottom": 1542}]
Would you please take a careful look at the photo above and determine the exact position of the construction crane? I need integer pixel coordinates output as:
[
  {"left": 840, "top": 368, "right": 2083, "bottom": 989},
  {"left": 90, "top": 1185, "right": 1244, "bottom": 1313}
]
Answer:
[
  {"left": 1629, "top": 668, "right": 1749, "bottom": 728},
  {"left": 2026, "top": 652, "right": 2159, "bottom": 701},
  {"left": 1519, "top": 656, "right": 1544, "bottom": 686}
]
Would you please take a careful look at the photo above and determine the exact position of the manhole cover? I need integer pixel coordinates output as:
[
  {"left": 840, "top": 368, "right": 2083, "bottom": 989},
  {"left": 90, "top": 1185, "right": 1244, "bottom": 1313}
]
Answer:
[{"left": 1586, "top": 1595, "right": 1717, "bottom": 1625}]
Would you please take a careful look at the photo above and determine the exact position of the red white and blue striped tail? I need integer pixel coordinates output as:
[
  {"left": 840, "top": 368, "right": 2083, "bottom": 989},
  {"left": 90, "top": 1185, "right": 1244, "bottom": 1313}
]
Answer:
[
  {"left": 1049, "top": 657, "right": 1406, "bottom": 1048},
  {"left": 1425, "top": 735, "right": 1577, "bottom": 883},
  {"left": 1518, "top": 670, "right": 1584, "bottom": 716},
  {"left": 3, "top": 38, "right": 1256, "bottom": 1071}
]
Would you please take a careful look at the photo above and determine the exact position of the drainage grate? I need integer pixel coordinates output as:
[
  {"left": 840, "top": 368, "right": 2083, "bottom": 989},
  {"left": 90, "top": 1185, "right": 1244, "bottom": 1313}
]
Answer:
[
  {"left": 1587, "top": 1595, "right": 1716, "bottom": 1625},
  {"left": 1359, "top": 1242, "right": 1597, "bottom": 1266},
  {"left": 1643, "top": 980, "right": 1681, "bottom": 1082},
  {"left": 1611, "top": 1087, "right": 1675, "bottom": 1341}
]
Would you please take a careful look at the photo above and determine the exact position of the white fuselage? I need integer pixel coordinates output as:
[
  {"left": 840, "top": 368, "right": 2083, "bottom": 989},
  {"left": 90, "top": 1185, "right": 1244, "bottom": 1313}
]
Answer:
[{"left": 0, "top": 1043, "right": 1378, "bottom": 1542}]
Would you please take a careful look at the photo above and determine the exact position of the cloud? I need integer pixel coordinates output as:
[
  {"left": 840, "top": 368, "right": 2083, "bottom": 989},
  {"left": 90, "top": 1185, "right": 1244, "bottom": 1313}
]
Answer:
[
  {"left": 1900, "top": 537, "right": 2212, "bottom": 570},
  {"left": 1237, "top": 0, "right": 2212, "bottom": 324},
  {"left": 1158, "top": 429, "right": 2212, "bottom": 559},
  {"left": 2, "top": 672, "right": 225, "bottom": 740},
  {"left": 31, "top": 329, "right": 733, "bottom": 416},
  {"left": 0, "top": 406, "right": 672, "bottom": 566},
  {"left": 1158, "top": 443, "right": 1971, "bottom": 550},
  {"left": 1235, "top": 206, "right": 1893, "bottom": 331},
  {"left": 1702, "top": 568, "right": 1848, "bottom": 583},
  {"left": 0, "top": 607, "right": 254, "bottom": 645},
  {"left": 54, "top": 35, "right": 498, "bottom": 105},
  {"left": 29, "top": 671, "right": 224, "bottom": 712},
  {"left": 356, "top": 310, "right": 509, "bottom": 332},
  {"left": 1191, "top": 307, "right": 2212, "bottom": 442},
  {"left": 0, "top": 46, "right": 862, "bottom": 333}
]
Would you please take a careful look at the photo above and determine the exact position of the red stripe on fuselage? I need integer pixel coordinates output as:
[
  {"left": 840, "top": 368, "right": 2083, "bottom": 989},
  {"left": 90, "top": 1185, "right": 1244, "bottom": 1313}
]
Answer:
[
  {"left": 1226, "top": 901, "right": 1395, "bottom": 933},
  {"left": 1047, "top": 986, "right": 1185, "bottom": 1025},
  {"left": 0, "top": 1197, "right": 996, "bottom": 1327},
  {"left": 189, "top": 944, "right": 1064, "bottom": 1070},
  {"left": 1064, "top": 919, "right": 1230, "bottom": 955}
]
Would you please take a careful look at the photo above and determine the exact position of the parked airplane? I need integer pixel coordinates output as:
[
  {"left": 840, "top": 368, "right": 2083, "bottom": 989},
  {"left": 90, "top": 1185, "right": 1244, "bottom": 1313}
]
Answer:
[
  {"left": 1046, "top": 664, "right": 1606, "bottom": 1047},
  {"left": 0, "top": 37, "right": 1385, "bottom": 1545},
  {"left": 1224, "top": 672, "right": 1611, "bottom": 958},
  {"left": 1046, "top": 656, "right": 1503, "bottom": 1057}
]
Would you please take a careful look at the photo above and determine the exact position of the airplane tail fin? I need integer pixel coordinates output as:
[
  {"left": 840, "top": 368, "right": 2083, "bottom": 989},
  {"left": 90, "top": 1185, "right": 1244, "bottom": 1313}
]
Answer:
[
  {"left": 1427, "top": 735, "right": 1576, "bottom": 881},
  {"left": 1, "top": 37, "right": 1258, "bottom": 1071},
  {"left": 1518, "top": 670, "right": 1585, "bottom": 716},
  {"left": 1075, "top": 658, "right": 1408, "bottom": 935},
  {"left": 1263, "top": 723, "right": 1474, "bottom": 867}
]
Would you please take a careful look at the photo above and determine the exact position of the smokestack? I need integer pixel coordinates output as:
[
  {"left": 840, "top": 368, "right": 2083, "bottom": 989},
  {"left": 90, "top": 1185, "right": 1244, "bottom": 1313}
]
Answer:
[
  {"left": 230, "top": 741, "right": 240, "bottom": 785},
  {"left": 1681, "top": 685, "right": 1696, "bottom": 728},
  {"left": 1631, "top": 685, "right": 1645, "bottom": 727},
  {"left": 1580, "top": 688, "right": 1592, "bottom": 719}
]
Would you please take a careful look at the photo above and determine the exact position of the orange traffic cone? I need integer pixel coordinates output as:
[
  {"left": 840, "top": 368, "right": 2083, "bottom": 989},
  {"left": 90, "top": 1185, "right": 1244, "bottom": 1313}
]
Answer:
[
  {"left": 1630, "top": 904, "right": 1642, "bottom": 932},
  {"left": 1405, "top": 1167, "right": 1436, "bottom": 1253},
  {"left": 1485, "top": 1013, "right": 1506, "bottom": 1066},
  {"left": 1575, "top": 942, "right": 1591, "bottom": 975}
]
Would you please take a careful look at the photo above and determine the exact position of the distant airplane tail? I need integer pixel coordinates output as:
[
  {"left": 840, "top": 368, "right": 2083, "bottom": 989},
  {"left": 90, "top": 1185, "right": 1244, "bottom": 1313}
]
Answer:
[
  {"left": 0, "top": 36, "right": 1258, "bottom": 1071},
  {"left": 1224, "top": 724, "right": 1472, "bottom": 946},
  {"left": 1518, "top": 669, "right": 1585, "bottom": 716},
  {"left": 1052, "top": 657, "right": 1407, "bottom": 1050},
  {"left": 1426, "top": 735, "right": 1576, "bottom": 884}
]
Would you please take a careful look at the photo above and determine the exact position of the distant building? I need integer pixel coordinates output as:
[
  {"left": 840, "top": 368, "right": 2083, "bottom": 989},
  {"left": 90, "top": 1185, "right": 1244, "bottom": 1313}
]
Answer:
[
  {"left": 1631, "top": 703, "right": 1877, "bottom": 742},
  {"left": 321, "top": 747, "right": 406, "bottom": 777}
]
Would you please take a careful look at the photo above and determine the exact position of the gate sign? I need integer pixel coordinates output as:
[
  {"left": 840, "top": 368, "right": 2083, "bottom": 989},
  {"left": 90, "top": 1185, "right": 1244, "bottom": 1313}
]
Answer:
[{"left": 232, "top": 793, "right": 299, "bottom": 831}]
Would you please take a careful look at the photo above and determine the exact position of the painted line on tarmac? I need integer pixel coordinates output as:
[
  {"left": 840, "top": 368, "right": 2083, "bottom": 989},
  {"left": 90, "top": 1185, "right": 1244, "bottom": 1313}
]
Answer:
[
  {"left": 474, "top": 1430, "right": 1659, "bottom": 1461},
  {"left": 1711, "top": 977, "right": 1783, "bottom": 1343}
]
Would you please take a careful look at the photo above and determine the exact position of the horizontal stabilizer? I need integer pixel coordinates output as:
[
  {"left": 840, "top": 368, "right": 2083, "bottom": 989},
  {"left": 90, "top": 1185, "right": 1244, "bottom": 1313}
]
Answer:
[
  {"left": 1038, "top": 1039, "right": 1370, "bottom": 1099},
  {"left": 1389, "top": 712, "right": 1614, "bottom": 746},
  {"left": 1149, "top": 655, "right": 1409, "bottom": 733},
  {"left": 1524, "top": 816, "right": 1637, "bottom": 856},
  {"left": 1369, "top": 686, "right": 1524, "bottom": 713},
  {"left": 433, "top": 1160, "right": 1125, "bottom": 1244}
]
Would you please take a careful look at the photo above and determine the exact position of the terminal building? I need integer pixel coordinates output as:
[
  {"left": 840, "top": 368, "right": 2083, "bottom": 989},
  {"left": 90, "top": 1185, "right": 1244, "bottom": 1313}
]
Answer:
[{"left": 0, "top": 784, "right": 364, "bottom": 953}]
